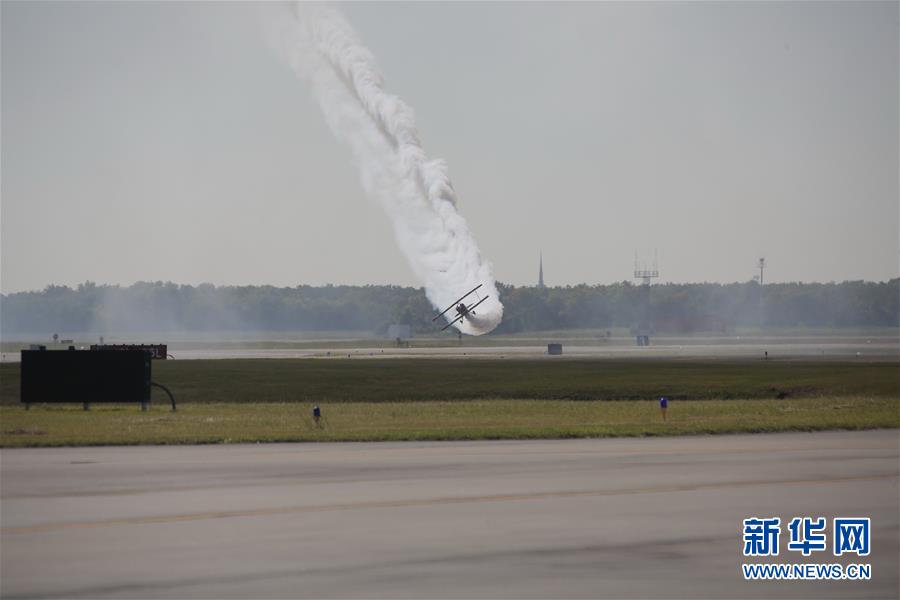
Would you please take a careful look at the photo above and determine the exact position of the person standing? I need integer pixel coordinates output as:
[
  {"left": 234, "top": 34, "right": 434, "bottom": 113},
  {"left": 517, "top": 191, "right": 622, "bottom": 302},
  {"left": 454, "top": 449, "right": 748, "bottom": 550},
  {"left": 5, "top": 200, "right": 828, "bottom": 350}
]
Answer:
[{"left": 659, "top": 396, "right": 669, "bottom": 421}]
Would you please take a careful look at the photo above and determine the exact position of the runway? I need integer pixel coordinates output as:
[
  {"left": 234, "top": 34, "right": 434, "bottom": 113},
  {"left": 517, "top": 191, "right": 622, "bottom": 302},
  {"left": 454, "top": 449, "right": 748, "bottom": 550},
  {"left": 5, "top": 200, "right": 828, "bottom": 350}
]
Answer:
[
  {"left": 3, "top": 333, "right": 898, "bottom": 363},
  {"left": 2, "top": 431, "right": 898, "bottom": 598}
]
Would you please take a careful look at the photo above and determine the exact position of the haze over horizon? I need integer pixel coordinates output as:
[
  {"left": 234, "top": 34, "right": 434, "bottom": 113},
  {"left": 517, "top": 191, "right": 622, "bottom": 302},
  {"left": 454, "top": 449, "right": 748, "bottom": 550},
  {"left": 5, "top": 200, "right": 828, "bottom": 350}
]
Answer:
[
  {"left": 4, "top": 274, "right": 900, "bottom": 296},
  {"left": 2, "top": 2, "right": 898, "bottom": 295}
]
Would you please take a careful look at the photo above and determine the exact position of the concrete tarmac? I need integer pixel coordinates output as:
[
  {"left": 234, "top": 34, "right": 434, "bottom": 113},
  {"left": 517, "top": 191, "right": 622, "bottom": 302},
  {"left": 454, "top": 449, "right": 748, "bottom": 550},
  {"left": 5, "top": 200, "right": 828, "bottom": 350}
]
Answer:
[
  {"left": 3, "top": 337, "right": 898, "bottom": 362},
  {"left": 2, "top": 430, "right": 898, "bottom": 599}
]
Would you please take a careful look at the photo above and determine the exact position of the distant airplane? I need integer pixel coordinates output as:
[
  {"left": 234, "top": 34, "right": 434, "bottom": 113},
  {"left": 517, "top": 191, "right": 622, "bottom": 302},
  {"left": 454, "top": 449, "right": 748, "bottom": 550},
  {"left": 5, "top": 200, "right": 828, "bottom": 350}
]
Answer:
[{"left": 432, "top": 284, "right": 489, "bottom": 331}]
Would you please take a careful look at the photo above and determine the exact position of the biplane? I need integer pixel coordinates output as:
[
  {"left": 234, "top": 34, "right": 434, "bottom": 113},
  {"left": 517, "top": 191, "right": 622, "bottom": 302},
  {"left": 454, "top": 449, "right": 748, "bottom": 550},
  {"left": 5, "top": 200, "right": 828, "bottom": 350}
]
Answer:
[{"left": 432, "top": 284, "right": 489, "bottom": 331}]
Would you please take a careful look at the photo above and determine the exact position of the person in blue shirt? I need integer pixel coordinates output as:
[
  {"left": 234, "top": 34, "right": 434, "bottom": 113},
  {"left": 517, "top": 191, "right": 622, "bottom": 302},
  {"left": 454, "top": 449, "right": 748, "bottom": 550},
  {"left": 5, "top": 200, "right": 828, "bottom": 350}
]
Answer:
[{"left": 659, "top": 396, "right": 669, "bottom": 421}]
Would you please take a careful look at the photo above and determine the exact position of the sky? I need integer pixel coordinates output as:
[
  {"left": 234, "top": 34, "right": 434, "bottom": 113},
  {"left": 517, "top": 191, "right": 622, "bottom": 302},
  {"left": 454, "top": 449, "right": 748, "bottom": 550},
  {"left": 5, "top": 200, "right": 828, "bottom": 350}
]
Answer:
[{"left": 2, "top": 1, "right": 897, "bottom": 294}]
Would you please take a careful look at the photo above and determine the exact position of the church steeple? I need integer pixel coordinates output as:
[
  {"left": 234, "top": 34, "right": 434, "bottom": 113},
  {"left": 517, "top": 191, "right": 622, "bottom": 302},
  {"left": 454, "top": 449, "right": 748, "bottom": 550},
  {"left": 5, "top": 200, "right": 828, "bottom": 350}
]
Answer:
[{"left": 538, "top": 251, "right": 545, "bottom": 288}]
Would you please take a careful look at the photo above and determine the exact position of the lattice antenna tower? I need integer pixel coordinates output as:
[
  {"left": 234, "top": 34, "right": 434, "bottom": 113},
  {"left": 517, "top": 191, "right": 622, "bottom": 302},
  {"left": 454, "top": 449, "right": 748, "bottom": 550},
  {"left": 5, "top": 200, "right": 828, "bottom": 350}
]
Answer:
[{"left": 634, "top": 250, "right": 660, "bottom": 286}]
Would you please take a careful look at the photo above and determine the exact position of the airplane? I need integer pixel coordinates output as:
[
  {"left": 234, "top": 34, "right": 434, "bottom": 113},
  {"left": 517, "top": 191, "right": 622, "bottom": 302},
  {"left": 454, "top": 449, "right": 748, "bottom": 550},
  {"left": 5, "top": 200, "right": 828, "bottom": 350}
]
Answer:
[{"left": 432, "top": 284, "right": 490, "bottom": 331}]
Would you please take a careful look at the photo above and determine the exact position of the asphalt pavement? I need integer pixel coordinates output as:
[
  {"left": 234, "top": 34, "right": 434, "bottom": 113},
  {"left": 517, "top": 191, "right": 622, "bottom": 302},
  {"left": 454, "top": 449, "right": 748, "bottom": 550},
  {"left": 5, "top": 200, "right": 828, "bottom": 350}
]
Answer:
[{"left": 2, "top": 430, "right": 898, "bottom": 598}]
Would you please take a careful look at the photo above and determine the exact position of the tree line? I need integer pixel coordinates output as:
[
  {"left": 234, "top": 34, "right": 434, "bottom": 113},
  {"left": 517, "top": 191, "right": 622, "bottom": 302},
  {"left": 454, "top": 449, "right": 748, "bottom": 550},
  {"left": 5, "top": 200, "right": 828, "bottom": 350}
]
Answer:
[{"left": 1, "top": 279, "right": 896, "bottom": 335}]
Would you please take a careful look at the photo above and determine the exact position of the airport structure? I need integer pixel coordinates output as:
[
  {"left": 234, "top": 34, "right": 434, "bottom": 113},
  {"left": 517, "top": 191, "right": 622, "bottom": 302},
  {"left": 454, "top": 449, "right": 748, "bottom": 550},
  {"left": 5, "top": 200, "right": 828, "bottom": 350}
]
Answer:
[{"left": 632, "top": 253, "right": 659, "bottom": 346}]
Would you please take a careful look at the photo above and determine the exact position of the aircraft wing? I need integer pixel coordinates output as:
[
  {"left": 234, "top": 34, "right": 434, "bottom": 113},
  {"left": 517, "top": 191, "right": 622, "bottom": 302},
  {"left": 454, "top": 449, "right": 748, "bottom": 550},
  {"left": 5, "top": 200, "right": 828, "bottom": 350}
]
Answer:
[
  {"left": 465, "top": 295, "right": 489, "bottom": 313},
  {"left": 440, "top": 296, "right": 490, "bottom": 331},
  {"left": 432, "top": 284, "right": 484, "bottom": 322},
  {"left": 440, "top": 314, "right": 465, "bottom": 331}
]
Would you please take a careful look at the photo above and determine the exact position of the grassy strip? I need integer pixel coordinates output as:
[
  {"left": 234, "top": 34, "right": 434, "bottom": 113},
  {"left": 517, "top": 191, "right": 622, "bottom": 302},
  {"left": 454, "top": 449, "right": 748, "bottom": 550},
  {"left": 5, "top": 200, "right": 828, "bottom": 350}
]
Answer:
[
  {"left": 2, "top": 359, "right": 898, "bottom": 406},
  {"left": 1, "top": 397, "right": 897, "bottom": 447}
]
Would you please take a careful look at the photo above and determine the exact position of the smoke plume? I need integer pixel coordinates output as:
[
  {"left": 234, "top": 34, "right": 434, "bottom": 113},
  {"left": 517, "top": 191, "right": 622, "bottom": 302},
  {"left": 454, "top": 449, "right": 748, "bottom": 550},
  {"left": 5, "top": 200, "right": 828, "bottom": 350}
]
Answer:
[{"left": 275, "top": 4, "right": 502, "bottom": 335}]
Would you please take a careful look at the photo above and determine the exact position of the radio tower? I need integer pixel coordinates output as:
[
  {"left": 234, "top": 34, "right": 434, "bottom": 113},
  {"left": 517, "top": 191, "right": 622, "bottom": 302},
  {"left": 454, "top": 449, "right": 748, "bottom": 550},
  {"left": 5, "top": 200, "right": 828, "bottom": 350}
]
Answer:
[
  {"left": 634, "top": 251, "right": 660, "bottom": 286},
  {"left": 633, "top": 251, "right": 659, "bottom": 346}
]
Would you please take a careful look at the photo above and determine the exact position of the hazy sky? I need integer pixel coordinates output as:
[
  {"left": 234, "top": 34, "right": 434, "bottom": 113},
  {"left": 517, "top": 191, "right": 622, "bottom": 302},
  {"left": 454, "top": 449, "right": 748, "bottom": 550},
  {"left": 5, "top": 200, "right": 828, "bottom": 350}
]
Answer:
[{"left": 2, "top": 1, "right": 897, "bottom": 294}]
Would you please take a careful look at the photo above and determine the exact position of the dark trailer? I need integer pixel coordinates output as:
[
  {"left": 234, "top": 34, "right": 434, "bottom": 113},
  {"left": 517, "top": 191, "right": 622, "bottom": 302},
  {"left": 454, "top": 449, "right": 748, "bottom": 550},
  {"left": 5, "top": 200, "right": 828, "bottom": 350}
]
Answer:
[{"left": 20, "top": 349, "right": 174, "bottom": 411}]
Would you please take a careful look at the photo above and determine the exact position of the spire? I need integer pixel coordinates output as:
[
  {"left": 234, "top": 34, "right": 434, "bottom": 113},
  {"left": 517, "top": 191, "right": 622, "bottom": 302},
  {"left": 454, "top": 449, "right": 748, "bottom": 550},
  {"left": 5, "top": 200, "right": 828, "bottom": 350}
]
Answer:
[{"left": 538, "top": 251, "right": 545, "bottom": 288}]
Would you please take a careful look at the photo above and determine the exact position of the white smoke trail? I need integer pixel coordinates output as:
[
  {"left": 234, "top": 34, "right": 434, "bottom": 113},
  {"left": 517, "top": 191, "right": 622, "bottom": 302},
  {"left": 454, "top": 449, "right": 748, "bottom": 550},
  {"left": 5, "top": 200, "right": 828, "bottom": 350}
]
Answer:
[{"left": 275, "top": 3, "right": 502, "bottom": 335}]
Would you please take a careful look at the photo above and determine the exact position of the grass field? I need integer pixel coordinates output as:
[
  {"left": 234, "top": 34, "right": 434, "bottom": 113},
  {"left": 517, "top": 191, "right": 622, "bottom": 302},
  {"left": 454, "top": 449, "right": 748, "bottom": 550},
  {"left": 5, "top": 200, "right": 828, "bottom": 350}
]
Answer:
[
  {"left": 2, "top": 358, "right": 898, "bottom": 406},
  {"left": 1, "top": 358, "right": 896, "bottom": 447},
  {"left": 1, "top": 397, "right": 897, "bottom": 447}
]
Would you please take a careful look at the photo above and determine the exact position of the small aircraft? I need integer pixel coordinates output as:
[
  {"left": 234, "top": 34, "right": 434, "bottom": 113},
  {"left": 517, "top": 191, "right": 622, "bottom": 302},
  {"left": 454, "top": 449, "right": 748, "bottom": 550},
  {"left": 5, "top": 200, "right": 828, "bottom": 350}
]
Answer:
[{"left": 432, "top": 284, "right": 490, "bottom": 331}]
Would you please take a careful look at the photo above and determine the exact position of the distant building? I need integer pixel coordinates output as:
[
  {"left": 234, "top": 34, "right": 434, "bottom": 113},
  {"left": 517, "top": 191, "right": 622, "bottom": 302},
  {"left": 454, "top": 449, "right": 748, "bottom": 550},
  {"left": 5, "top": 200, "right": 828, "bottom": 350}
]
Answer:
[{"left": 538, "top": 252, "right": 545, "bottom": 288}]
